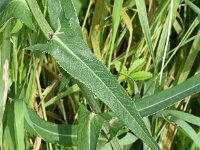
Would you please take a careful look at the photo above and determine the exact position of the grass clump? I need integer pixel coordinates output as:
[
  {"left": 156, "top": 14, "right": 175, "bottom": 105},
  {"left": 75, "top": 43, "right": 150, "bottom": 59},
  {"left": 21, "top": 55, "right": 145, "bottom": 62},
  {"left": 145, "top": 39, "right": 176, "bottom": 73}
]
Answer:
[{"left": 0, "top": 0, "right": 200, "bottom": 149}]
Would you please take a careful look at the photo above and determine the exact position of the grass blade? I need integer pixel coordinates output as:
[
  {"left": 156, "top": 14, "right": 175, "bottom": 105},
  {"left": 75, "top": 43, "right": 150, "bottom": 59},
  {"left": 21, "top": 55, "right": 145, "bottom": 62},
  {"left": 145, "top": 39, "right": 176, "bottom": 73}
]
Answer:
[
  {"left": 14, "top": 99, "right": 24, "bottom": 150},
  {"left": 184, "top": 0, "right": 200, "bottom": 16},
  {"left": 107, "top": 0, "right": 123, "bottom": 69},
  {"left": 157, "top": 110, "right": 200, "bottom": 127},
  {"left": 171, "top": 117, "right": 200, "bottom": 148},
  {"left": 136, "top": 73, "right": 200, "bottom": 117},
  {"left": 135, "top": 0, "right": 156, "bottom": 72}
]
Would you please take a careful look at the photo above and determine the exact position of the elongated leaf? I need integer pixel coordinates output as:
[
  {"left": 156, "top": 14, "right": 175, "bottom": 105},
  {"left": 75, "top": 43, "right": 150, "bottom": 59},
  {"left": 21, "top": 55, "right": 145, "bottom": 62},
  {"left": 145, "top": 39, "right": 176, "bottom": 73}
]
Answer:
[
  {"left": 157, "top": 110, "right": 200, "bottom": 127},
  {"left": 24, "top": 105, "right": 77, "bottom": 146},
  {"left": 136, "top": 73, "right": 200, "bottom": 117},
  {"left": 77, "top": 80, "right": 123, "bottom": 149},
  {"left": 135, "top": 0, "right": 156, "bottom": 70},
  {"left": 78, "top": 105, "right": 106, "bottom": 150},
  {"left": 14, "top": 99, "right": 24, "bottom": 150},
  {"left": 107, "top": 0, "right": 123, "bottom": 68},
  {"left": 29, "top": 34, "right": 159, "bottom": 149},
  {"left": 3, "top": 101, "right": 16, "bottom": 150},
  {"left": 0, "top": 22, "right": 11, "bottom": 149},
  {"left": 0, "top": 0, "right": 34, "bottom": 29},
  {"left": 27, "top": 0, "right": 159, "bottom": 149},
  {"left": 171, "top": 117, "right": 200, "bottom": 148}
]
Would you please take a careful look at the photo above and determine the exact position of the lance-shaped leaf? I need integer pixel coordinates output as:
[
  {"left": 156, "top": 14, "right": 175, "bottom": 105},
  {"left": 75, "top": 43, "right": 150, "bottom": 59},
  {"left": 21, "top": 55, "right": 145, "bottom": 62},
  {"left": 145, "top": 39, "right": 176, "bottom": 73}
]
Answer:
[
  {"left": 77, "top": 105, "right": 107, "bottom": 150},
  {"left": 24, "top": 73, "right": 200, "bottom": 147},
  {"left": 29, "top": 30, "right": 159, "bottom": 150},
  {"left": 27, "top": 0, "right": 159, "bottom": 149}
]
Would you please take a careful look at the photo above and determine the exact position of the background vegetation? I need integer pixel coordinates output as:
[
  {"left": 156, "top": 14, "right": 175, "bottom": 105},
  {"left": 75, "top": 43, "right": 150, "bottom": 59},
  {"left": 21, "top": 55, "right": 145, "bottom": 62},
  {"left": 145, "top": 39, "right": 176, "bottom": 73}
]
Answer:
[{"left": 0, "top": 0, "right": 200, "bottom": 149}]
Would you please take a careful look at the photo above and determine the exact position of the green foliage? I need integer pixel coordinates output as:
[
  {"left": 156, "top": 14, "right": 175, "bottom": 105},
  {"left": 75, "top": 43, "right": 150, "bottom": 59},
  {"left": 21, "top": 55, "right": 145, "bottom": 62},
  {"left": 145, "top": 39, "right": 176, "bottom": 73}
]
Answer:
[{"left": 0, "top": 0, "right": 200, "bottom": 149}]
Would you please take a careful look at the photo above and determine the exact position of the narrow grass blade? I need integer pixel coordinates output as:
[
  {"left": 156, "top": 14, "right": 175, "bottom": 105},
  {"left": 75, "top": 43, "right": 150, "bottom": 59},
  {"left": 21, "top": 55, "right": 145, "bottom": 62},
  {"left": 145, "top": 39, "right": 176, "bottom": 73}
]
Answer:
[
  {"left": 184, "top": 0, "right": 200, "bottom": 16},
  {"left": 14, "top": 99, "right": 24, "bottom": 150},
  {"left": 177, "top": 29, "right": 200, "bottom": 84},
  {"left": 136, "top": 74, "right": 200, "bottom": 117},
  {"left": 157, "top": 110, "right": 200, "bottom": 127},
  {"left": 135, "top": 0, "right": 156, "bottom": 71},
  {"left": 164, "top": 17, "right": 200, "bottom": 70},
  {"left": 171, "top": 117, "right": 200, "bottom": 148},
  {"left": 156, "top": 0, "right": 181, "bottom": 69},
  {"left": 159, "top": 0, "right": 174, "bottom": 84},
  {"left": 45, "top": 84, "right": 79, "bottom": 107},
  {"left": 107, "top": 0, "right": 123, "bottom": 69}
]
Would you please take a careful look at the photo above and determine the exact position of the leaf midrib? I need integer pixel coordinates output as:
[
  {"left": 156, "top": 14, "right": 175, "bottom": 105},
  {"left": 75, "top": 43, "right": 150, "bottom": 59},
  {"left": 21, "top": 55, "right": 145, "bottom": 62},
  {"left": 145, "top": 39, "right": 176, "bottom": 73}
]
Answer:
[
  {"left": 53, "top": 36, "right": 135, "bottom": 117},
  {"left": 53, "top": 36, "right": 153, "bottom": 142},
  {"left": 137, "top": 81, "right": 200, "bottom": 115},
  {"left": 30, "top": 119, "right": 77, "bottom": 138}
]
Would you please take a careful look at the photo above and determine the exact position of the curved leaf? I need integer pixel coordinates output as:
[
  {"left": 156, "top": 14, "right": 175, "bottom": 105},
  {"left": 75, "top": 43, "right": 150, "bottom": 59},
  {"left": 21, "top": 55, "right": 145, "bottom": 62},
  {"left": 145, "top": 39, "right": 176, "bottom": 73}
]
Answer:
[
  {"left": 171, "top": 117, "right": 200, "bottom": 148},
  {"left": 156, "top": 110, "right": 200, "bottom": 127},
  {"left": 24, "top": 106, "right": 77, "bottom": 146}
]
